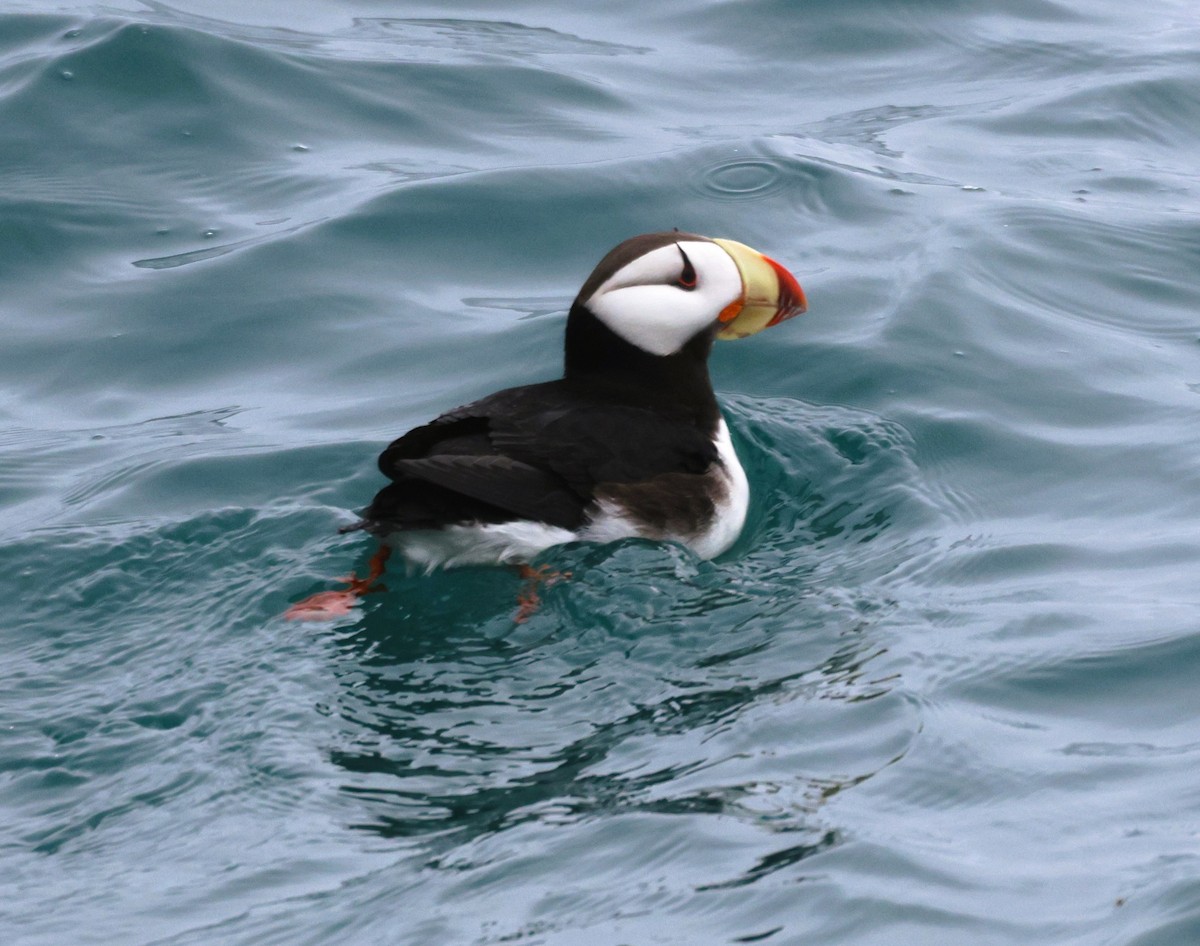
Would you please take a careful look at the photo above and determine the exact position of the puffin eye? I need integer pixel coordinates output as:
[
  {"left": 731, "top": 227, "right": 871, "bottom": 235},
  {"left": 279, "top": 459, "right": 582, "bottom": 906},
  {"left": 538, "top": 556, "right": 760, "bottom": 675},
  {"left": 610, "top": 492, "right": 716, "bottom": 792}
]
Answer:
[{"left": 676, "top": 246, "right": 697, "bottom": 291}]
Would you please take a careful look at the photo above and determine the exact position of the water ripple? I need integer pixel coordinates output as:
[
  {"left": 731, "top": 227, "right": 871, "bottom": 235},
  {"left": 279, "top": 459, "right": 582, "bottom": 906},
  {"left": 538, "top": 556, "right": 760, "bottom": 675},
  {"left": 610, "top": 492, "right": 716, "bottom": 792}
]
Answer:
[{"left": 699, "top": 158, "right": 787, "bottom": 201}]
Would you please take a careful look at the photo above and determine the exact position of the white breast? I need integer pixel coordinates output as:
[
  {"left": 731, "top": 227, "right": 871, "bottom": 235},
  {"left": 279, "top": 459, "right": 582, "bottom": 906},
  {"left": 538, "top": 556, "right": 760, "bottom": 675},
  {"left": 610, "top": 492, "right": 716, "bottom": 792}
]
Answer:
[{"left": 688, "top": 418, "right": 749, "bottom": 559}]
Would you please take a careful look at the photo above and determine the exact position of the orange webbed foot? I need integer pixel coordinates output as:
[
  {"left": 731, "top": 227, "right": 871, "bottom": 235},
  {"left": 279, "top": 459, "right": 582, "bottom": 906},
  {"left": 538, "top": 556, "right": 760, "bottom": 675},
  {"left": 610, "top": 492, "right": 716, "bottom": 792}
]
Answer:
[
  {"left": 284, "top": 545, "right": 391, "bottom": 621},
  {"left": 283, "top": 588, "right": 364, "bottom": 620},
  {"left": 513, "top": 564, "right": 572, "bottom": 623}
]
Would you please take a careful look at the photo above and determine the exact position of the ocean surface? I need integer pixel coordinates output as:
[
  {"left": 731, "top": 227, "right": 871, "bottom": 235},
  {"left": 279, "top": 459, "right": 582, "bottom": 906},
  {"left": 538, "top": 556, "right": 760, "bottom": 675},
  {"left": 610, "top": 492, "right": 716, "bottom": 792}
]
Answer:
[{"left": 3, "top": 0, "right": 1199, "bottom": 943}]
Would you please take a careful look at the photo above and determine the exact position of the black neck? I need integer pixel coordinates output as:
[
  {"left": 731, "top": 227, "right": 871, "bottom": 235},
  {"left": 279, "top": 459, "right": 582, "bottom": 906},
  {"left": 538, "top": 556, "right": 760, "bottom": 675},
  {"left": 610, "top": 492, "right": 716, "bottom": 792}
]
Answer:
[{"left": 562, "top": 303, "right": 720, "bottom": 428}]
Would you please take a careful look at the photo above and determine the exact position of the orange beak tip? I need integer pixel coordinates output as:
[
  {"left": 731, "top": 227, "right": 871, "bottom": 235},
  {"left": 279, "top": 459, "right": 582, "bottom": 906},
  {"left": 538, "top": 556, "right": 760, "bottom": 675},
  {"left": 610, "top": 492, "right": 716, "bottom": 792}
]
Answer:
[{"left": 763, "top": 254, "right": 807, "bottom": 325}]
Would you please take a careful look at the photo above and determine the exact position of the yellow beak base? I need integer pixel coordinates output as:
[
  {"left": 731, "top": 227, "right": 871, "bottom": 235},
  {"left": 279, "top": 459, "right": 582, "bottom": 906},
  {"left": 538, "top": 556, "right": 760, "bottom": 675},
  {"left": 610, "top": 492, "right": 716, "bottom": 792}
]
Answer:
[{"left": 712, "top": 238, "right": 807, "bottom": 340}]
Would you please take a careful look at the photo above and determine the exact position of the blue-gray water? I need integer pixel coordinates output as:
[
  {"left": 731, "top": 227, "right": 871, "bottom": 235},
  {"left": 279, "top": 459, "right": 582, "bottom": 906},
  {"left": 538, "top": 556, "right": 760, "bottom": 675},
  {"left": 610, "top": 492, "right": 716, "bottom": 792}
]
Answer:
[{"left": 3, "top": 1, "right": 1199, "bottom": 943}]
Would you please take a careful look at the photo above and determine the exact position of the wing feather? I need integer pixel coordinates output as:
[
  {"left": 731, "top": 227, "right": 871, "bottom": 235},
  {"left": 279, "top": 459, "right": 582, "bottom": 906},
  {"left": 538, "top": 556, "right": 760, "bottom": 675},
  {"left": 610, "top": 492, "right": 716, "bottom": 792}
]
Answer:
[
  {"left": 358, "top": 380, "right": 719, "bottom": 534},
  {"left": 393, "top": 455, "right": 584, "bottom": 528}
]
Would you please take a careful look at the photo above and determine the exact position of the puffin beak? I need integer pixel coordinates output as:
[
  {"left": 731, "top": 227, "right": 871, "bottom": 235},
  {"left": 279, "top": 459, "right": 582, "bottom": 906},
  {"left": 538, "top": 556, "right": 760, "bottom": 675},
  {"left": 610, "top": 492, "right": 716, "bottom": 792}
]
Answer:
[{"left": 711, "top": 239, "right": 807, "bottom": 340}]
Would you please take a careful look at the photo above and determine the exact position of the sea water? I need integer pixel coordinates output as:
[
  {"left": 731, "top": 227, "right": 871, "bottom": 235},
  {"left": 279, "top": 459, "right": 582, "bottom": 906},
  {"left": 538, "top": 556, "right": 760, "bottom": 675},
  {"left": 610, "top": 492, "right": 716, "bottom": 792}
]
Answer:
[{"left": 3, "top": 1, "right": 1200, "bottom": 943}]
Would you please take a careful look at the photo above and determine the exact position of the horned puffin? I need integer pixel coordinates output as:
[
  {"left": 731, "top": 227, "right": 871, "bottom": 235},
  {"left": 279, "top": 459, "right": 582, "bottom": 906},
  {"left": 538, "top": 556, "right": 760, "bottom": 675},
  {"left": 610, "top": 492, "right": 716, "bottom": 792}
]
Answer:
[{"left": 285, "top": 231, "right": 805, "bottom": 620}]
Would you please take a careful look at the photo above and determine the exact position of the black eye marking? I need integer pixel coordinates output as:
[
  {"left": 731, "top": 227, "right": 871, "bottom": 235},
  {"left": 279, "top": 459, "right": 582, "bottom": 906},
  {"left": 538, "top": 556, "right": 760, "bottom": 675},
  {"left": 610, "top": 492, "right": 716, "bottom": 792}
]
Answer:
[{"left": 676, "top": 245, "right": 697, "bottom": 291}]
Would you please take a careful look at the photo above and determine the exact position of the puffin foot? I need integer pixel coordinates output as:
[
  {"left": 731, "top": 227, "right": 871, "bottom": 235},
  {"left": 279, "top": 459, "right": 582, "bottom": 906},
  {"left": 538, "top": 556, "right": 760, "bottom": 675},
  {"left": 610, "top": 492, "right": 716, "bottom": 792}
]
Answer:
[
  {"left": 284, "top": 545, "right": 391, "bottom": 621},
  {"left": 514, "top": 564, "right": 571, "bottom": 624}
]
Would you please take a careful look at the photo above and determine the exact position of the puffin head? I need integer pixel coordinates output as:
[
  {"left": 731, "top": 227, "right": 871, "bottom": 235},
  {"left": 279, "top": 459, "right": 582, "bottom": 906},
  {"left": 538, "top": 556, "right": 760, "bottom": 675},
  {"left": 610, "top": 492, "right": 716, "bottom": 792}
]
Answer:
[{"left": 571, "top": 231, "right": 807, "bottom": 358}]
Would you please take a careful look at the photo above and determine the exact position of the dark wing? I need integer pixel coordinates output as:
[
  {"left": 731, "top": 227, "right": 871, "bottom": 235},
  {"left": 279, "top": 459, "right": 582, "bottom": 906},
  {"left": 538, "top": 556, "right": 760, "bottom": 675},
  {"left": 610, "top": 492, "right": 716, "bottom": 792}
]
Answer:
[
  {"left": 355, "top": 381, "right": 717, "bottom": 535},
  {"left": 489, "top": 404, "right": 718, "bottom": 495},
  {"left": 358, "top": 385, "right": 585, "bottom": 532},
  {"left": 390, "top": 455, "right": 583, "bottom": 526}
]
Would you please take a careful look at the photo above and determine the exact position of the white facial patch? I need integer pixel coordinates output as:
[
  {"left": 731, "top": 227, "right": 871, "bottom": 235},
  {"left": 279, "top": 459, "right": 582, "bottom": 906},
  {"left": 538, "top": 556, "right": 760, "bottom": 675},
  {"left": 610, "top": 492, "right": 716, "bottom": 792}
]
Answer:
[{"left": 585, "top": 241, "right": 743, "bottom": 356}]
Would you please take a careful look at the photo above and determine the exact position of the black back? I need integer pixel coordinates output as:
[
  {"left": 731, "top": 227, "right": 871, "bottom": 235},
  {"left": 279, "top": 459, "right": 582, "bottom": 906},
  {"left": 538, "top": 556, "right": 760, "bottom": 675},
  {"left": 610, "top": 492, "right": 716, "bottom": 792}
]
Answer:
[{"left": 351, "top": 233, "right": 725, "bottom": 536}]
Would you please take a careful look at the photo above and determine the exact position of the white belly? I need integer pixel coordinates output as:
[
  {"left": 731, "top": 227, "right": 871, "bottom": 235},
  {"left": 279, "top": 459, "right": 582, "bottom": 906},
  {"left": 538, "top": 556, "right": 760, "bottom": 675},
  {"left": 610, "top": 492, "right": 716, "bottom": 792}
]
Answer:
[{"left": 391, "top": 519, "right": 578, "bottom": 572}]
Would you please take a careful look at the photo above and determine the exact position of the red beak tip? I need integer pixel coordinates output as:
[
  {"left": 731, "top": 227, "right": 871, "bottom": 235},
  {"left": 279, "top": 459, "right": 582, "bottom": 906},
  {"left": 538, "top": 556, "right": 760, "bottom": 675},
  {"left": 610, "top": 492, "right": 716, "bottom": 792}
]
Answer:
[
  {"left": 764, "top": 255, "right": 805, "bottom": 304},
  {"left": 762, "top": 254, "right": 807, "bottom": 325}
]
